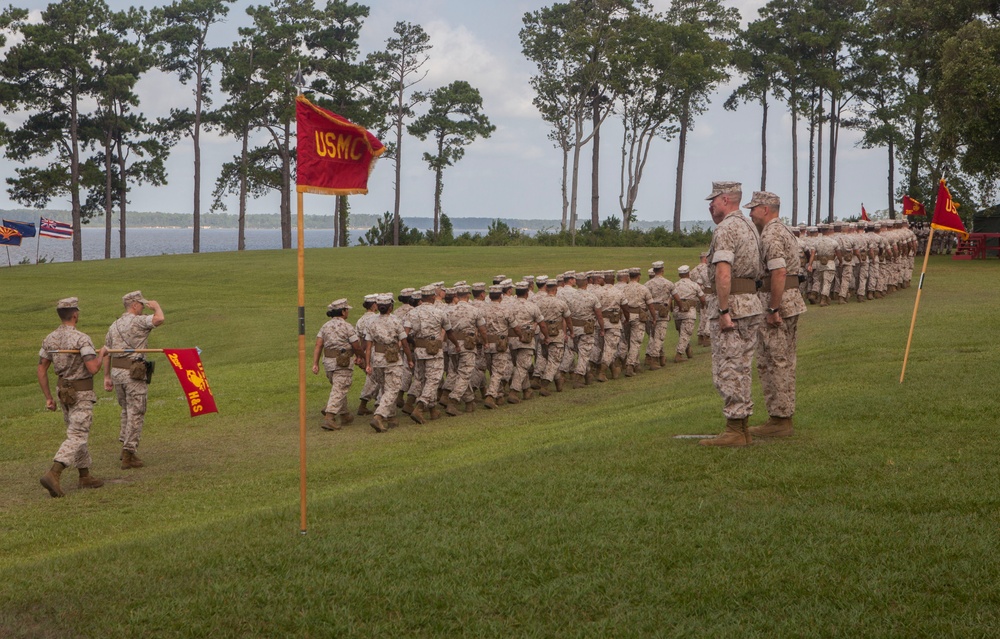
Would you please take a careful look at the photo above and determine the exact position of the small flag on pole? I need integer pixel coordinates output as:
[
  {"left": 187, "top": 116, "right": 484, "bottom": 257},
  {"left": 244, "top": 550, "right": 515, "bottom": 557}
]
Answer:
[
  {"left": 903, "top": 195, "right": 927, "bottom": 216},
  {"left": 0, "top": 226, "right": 23, "bottom": 246},
  {"left": 163, "top": 348, "right": 218, "bottom": 417},
  {"left": 2, "top": 219, "right": 36, "bottom": 238},
  {"left": 861, "top": 204, "right": 870, "bottom": 221},
  {"left": 39, "top": 217, "right": 73, "bottom": 239},
  {"left": 930, "top": 179, "right": 968, "bottom": 239}
]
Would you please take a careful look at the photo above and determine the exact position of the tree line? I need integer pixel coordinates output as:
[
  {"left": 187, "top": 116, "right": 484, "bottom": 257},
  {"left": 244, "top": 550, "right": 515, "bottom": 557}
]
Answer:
[
  {"left": 2, "top": 0, "right": 998, "bottom": 260},
  {"left": 522, "top": 0, "right": 1000, "bottom": 238},
  {"left": 0, "top": 0, "right": 494, "bottom": 261}
]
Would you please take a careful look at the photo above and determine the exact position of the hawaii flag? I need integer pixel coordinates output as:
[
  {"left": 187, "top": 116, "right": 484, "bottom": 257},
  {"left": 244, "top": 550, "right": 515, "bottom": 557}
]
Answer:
[
  {"left": 39, "top": 217, "right": 73, "bottom": 239},
  {"left": 295, "top": 95, "right": 385, "bottom": 196},
  {"left": 163, "top": 349, "right": 218, "bottom": 417},
  {"left": 930, "top": 179, "right": 968, "bottom": 239}
]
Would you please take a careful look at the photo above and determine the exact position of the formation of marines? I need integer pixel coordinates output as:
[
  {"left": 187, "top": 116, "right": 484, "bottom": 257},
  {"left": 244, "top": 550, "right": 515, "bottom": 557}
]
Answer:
[
  {"left": 795, "top": 218, "right": 918, "bottom": 307},
  {"left": 314, "top": 264, "right": 715, "bottom": 433}
]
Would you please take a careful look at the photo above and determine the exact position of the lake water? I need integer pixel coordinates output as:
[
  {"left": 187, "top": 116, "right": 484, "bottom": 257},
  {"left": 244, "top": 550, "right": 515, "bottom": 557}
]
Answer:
[{"left": 1, "top": 227, "right": 371, "bottom": 266}]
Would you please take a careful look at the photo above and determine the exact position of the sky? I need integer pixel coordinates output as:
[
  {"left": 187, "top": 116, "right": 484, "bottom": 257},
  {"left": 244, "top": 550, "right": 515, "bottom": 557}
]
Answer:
[{"left": 0, "top": 0, "right": 902, "bottom": 226}]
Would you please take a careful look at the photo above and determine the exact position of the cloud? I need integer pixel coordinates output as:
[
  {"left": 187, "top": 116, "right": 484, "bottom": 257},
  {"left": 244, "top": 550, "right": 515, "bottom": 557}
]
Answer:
[{"left": 422, "top": 20, "right": 536, "bottom": 120}]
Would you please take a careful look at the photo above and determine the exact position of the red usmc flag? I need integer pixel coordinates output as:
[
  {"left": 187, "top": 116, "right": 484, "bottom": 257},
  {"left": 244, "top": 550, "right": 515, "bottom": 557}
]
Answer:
[
  {"left": 164, "top": 349, "right": 218, "bottom": 417},
  {"left": 295, "top": 95, "right": 385, "bottom": 196}
]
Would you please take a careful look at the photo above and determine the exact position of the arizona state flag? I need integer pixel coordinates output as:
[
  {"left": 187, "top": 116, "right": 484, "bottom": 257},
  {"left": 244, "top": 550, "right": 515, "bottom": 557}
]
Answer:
[
  {"left": 903, "top": 195, "right": 926, "bottom": 216},
  {"left": 861, "top": 205, "right": 870, "bottom": 221},
  {"left": 163, "top": 348, "right": 218, "bottom": 417},
  {"left": 0, "top": 226, "right": 23, "bottom": 246},
  {"left": 930, "top": 179, "right": 968, "bottom": 239},
  {"left": 295, "top": 95, "right": 385, "bottom": 196}
]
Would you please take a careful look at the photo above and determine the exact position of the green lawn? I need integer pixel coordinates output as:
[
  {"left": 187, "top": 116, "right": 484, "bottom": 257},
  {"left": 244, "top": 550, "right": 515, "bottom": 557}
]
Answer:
[{"left": 2, "top": 247, "right": 998, "bottom": 637}]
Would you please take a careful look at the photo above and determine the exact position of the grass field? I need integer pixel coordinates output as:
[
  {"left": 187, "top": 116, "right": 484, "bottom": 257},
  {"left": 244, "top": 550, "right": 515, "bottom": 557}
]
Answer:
[{"left": 2, "top": 247, "right": 999, "bottom": 638}]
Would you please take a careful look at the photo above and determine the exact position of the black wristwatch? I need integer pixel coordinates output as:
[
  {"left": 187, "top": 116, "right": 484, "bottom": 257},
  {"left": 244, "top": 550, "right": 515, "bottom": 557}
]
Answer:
[
  {"left": 719, "top": 308, "right": 730, "bottom": 315},
  {"left": 767, "top": 307, "right": 779, "bottom": 315}
]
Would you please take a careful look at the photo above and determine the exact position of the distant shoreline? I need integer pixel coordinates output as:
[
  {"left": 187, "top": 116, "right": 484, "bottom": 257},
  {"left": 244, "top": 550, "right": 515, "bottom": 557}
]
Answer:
[{"left": 2, "top": 209, "right": 714, "bottom": 232}]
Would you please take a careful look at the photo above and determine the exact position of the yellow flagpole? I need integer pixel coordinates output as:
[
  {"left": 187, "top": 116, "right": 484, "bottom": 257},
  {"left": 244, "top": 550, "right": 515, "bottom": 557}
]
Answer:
[
  {"left": 900, "top": 225, "right": 935, "bottom": 383},
  {"left": 297, "top": 189, "right": 308, "bottom": 534}
]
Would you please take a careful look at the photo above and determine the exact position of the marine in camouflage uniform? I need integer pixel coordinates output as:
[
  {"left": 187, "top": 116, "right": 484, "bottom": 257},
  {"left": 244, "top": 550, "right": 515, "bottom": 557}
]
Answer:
[
  {"left": 644, "top": 261, "right": 674, "bottom": 369},
  {"left": 480, "top": 285, "right": 515, "bottom": 408},
  {"left": 621, "top": 267, "right": 656, "bottom": 376},
  {"left": 561, "top": 272, "right": 604, "bottom": 387},
  {"left": 507, "top": 282, "right": 545, "bottom": 403},
  {"left": 595, "top": 271, "right": 627, "bottom": 380},
  {"left": 690, "top": 253, "right": 711, "bottom": 346},
  {"left": 393, "top": 289, "right": 416, "bottom": 411},
  {"left": 38, "top": 297, "right": 110, "bottom": 498},
  {"left": 313, "top": 298, "right": 363, "bottom": 430},
  {"left": 533, "top": 278, "right": 572, "bottom": 395},
  {"left": 364, "top": 294, "right": 413, "bottom": 432},
  {"left": 671, "top": 266, "right": 705, "bottom": 363},
  {"left": 700, "top": 181, "right": 764, "bottom": 448},
  {"left": 354, "top": 295, "right": 381, "bottom": 416},
  {"left": 746, "top": 192, "right": 806, "bottom": 438},
  {"left": 404, "top": 286, "right": 451, "bottom": 424},
  {"left": 103, "top": 291, "right": 165, "bottom": 469},
  {"left": 445, "top": 286, "right": 487, "bottom": 414}
]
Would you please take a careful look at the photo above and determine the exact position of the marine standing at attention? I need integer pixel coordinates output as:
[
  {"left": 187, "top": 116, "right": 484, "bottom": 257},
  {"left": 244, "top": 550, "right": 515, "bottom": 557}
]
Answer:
[
  {"left": 38, "top": 297, "right": 110, "bottom": 497},
  {"left": 746, "top": 191, "right": 805, "bottom": 438},
  {"left": 700, "top": 181, "right": 764, "bottom": 448}
]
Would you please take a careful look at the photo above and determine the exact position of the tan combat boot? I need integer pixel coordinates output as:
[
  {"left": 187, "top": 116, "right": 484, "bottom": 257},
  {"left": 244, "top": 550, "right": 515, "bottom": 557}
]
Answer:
[
  {"left": 369, "top": 414, "right": 388, "bottom": 433},
  {"left": 674, "top": 353, "right": 685, "bottom": 363},
  {"left": 321, "top": 413, "right": 341, "bottom": 431},
  {"left": 530, "top": 376, "right": 542, "bottom": 390},
  {"left": 838, "top": 296, "right": 848, "bottom": 304},
  {"left": 401, "top": 394, "right": 416, "bottom": 415},
  {"left": 611, "top": 359, "right": 623, "bottom": 379},
  {"left": 121, "top": 450, "right": 144, "bottom": 469},
  {"left": 445, "top": 397, "right": 461, "bottom": 417},
  {"left": 522, "top": 387, "right": 534, "bottom": 400},
  {"left": 702, "top": 336, "right": 711, "bottom": 347},
  {"left": 538, "top": 379, "right": 552, "bottom": 397},
  {"left": 857, "top": 294, "right": 865, "bottom": 303},
  {"left": 748, "top": 416, "right": 794, "bottom": 438},
  {"left": 410, "top": 401, "right": 427, "bottom": 424},
  {"left": 464, "top": 400, "right": 475, "bottom": 413},
  {"left": 819, "top": 294, "right": 830, "bottom": 307},
  {"left": 356, "top": 399, "right": 373, "bottom": 416},
  {"left": 395, "top": 391, "right": 405, "bottom": 408},
  {"left": 596, "top": 365, "right": 609, "bottom": 383},
  {"left": 699, "top": 418, "right": 750, "bottom": 448},
  {"left": 77, "top": 468, "right": 104, "bottom": 489},
  {"left": 624, "top": 364, "right": 635, "bottom": 377},
  {"left": 339, "top": 412, "right": 354, "bottom": 427},
  {"left": 572, "top": 373, "right": 585, "bottom": 389},
  {"left": 40, "top": 462, "right": 66, "bottom": 498},
  {"left": 646, "top": 355, "right": 660, "bottom": 371},
  {"left": 483, "top": 396, "right": 498, "bottom": 410},
  {"left": 554, "top": 374, "right": 564, "bottom": 392},
  {"left": 584, "top": 366, "right": 594, "bottom": 384},
  {"left": 429, "top": 405, "right": 442, "bottom": 420},
  {"left": 507, "top": 390, "right": 521, "bottom": 404},
  {"left": 685, "top": 345, "right": 693, "bottom": 359},
  {"left": 659, "top": 353, "right": 667, "bottom": 367}
]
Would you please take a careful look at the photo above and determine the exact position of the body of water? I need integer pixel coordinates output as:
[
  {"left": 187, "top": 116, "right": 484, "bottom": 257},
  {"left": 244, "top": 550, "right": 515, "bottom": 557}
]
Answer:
[{"left": 1, "top": 227, "right": 371, "bottom": 266}]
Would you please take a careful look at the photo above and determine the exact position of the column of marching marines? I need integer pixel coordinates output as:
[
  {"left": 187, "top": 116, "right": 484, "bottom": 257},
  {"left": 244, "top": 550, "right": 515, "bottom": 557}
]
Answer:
[{"left": 313, "top": 214, "right": 915, "bottom": 435}]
